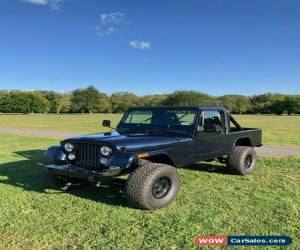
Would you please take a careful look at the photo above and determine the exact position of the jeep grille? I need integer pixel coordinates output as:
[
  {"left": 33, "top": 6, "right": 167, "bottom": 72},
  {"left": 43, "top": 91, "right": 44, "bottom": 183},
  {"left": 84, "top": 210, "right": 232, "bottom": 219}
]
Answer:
[{"left": 74, "top": 142, "right": 103, "bottom": 169}]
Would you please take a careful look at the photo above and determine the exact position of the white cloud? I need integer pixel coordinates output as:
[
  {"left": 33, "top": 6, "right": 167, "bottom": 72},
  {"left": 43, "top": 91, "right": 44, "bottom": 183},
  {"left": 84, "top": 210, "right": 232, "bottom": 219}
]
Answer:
[
  {"left": 96, "top": 26, "right": 116, "bottom": 37},
  {"left": 49, "top": 0, "right": 64, "bottom": 11},
  {"left": 100, "top": 12, "right": 125, "bottom": 25},
  {"left": 22, "top": 0, "right": 48, "bottom": 5},
  {"left": 129, "top": 41, "right": 151, "bottom": 50},
  {"left": 96, "top": 12, "right": 125, "bottom": 37},
  {"left": 22, "top": 0, "right": 65, "bottom": 10}
]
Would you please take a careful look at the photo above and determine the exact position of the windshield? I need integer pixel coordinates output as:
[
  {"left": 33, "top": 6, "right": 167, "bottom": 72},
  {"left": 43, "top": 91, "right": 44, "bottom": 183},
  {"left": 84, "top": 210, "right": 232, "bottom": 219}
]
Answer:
[{"left": 117, "top": 108, "right": 198, "bottom": 134}]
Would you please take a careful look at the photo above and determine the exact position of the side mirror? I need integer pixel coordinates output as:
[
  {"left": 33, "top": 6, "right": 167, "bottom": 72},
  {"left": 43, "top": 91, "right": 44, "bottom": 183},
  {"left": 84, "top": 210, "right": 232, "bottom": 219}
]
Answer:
[{"left": 102, "top": 120, "right": 111, "bottom": 128}]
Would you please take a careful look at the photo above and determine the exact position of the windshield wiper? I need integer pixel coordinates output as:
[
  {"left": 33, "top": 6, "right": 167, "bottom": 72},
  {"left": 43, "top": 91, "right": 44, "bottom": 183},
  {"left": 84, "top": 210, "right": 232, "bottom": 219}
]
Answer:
[
  {"left": 138, "top": 117, "right": 152, "bottom": 124},
  {"left": 118, "top": 128, "right": 190, "bottom": 137},
  {"left": 118, "top": 128, "right": 150, "bottom": 134}
]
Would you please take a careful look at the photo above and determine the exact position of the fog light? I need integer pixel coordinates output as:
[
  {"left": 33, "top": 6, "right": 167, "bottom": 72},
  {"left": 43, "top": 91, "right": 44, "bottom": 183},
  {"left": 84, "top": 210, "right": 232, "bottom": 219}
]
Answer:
[{"left": 68, "top": 153, "right": 76, "bottom": 161}]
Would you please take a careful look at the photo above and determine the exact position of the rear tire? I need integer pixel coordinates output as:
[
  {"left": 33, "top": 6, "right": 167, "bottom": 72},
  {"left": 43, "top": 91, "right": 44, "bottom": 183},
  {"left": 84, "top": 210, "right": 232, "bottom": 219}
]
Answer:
[
  {"left": 227, "top": 146, "right": 257, "bottom": 175},
  {"left": 125, "top": 163, "right": 180, "bottom": 210}
]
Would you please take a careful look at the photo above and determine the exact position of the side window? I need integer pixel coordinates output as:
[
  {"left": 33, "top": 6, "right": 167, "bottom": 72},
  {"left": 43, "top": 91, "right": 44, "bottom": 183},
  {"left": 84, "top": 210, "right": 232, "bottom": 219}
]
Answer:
[{"left": 198, "top": 111, "right": 224, "bottom": 133}]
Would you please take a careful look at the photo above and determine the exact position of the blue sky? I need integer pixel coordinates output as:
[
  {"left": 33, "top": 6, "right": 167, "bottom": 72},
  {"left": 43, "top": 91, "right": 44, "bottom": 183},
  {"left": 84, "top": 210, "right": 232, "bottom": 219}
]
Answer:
[{"left": 0, "top": 0, "right": 299, "bottom": 96}]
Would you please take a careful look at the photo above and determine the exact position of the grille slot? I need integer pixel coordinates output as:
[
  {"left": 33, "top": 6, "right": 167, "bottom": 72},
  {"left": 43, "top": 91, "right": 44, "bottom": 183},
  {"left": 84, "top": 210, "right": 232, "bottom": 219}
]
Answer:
[{"left": 74, "top": 142, "right": 102, "bottom": 169}]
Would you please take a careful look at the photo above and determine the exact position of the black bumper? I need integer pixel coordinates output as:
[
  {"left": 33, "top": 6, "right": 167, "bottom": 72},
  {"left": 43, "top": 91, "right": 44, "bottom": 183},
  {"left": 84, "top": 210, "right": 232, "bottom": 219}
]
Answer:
[{"left": 42, "top": 164, "right": 121, "bottom": 183}]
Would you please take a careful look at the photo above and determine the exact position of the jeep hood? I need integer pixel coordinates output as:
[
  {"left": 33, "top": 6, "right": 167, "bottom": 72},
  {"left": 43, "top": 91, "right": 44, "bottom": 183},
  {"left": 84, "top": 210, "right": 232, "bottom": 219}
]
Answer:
[{"left": 64, "top": 131, "right": 192, "bottom": 151}]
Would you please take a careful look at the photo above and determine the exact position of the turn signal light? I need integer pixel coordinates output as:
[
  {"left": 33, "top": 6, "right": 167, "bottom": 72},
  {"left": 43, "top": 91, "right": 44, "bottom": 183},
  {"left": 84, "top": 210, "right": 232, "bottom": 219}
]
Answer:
[{"left": 137, "top": 153, "right": 150, "bottom": 158}]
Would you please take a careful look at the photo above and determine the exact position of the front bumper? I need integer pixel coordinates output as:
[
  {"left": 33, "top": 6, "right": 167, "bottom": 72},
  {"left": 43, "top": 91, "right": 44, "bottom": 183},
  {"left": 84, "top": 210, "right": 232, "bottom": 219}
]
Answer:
[
  {"left": 42, "top": 164, "right": 122, "bottom": 183},
  {"left": 44, "top": 145, "right": 137, "bottom": 172}
]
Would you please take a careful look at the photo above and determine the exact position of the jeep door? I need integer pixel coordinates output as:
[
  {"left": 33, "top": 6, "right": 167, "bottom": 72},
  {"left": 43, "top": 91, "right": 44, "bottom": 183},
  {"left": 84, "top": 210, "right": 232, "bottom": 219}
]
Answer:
[{"left": 194, "top": 109, "right": 228, "bottom": 160}]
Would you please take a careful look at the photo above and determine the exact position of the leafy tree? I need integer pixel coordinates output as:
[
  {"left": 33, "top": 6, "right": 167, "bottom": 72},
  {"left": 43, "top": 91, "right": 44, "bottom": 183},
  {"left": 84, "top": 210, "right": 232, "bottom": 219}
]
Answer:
[
  {"left": 71, "top": 86, "right": 110, "bottom": 113},
  {"left": 0, "top": 87, "right": 299, "bottom": 115},
  {"left": 140, "top": 94, "right": 167, "bottom": 106},
  {"left": 0, "top": 91, "right": 8, "bottom": 111},
  {"left": 0, "top": 91, "right": 8, "bottom": 99},
  {"left": 110, "top": 92, "right": 140, "bottom": 113},
  {"left": 219, "top": 95, "right": 251, "bottom": 114},
  {"left": 162, "top": 91, "right": 216, "bottom": 106},
  {"left": 251, "top": 93, "right": 285, "bottom": 114},
  {"left": 38, "top": 91, "right": 62, "bottom": 113},
  {"left": 283, "top": 95, "right": 300, "bottom": 115},
  {"left": 0, "top": 92, "right": 49, "bottom": 113},
  {"left": 57, "top": 94, "right": 71, "bottom": 113},
  {"left": 30, "top": 92, "right": 50, "bottom": 113},
  {"left": 35, "top": 91, "right": 72, "bottom": 113},
  {"left": 0, "top": 93, "right": 29, "bottom": 113},
  {"left": 269, "top": 99, "right": 285, "bottom": 115},
  {"left": 251, "top": 93, "right": 272, "bottom": 113}
]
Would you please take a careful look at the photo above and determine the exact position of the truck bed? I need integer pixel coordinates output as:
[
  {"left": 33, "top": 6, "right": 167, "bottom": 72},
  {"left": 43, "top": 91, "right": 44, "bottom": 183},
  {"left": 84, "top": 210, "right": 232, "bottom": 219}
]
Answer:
[{"left": 228, "top": 127, "right": 262, "bottom": 147}]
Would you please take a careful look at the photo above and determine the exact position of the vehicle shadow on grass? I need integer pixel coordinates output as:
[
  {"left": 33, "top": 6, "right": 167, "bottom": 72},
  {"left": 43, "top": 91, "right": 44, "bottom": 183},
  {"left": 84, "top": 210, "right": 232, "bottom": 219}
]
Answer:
[
  {"left": 0, "top": 150, "right": 129, "bottom": 208},
  {"left": 182, "top": 162, "right": 231, "bottom": 175},
  {"left": 0, "top": 150, "right": 232, "bottom": 208}
]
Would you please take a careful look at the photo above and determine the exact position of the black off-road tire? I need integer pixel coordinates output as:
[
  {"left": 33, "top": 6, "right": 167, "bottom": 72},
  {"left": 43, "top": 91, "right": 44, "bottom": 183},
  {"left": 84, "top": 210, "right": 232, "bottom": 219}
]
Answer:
[
  {"left": 45, "top": 171, "right": 73, "bottom": 191},
  {"left": 227, "top": 146, "right": 257, "bottom": 175},
  {"left": 125, "top": 163, "right": 180, "bottom": 210}
]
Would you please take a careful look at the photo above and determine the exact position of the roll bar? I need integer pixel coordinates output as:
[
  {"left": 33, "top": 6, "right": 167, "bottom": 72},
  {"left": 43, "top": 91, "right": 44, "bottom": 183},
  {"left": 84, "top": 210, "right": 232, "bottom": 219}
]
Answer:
[{"left": 230, "top": 115, "right": 243, "bottom": 131}]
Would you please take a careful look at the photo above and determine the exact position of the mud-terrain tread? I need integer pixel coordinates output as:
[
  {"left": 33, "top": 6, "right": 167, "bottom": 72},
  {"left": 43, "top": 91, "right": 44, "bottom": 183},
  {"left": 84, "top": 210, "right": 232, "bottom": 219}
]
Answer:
[
  {"left": 227, "top": 146, "right": 256, "bottom": 175},
  {"left": 125, "top": 163, "right": 180, "bottom": 210}
]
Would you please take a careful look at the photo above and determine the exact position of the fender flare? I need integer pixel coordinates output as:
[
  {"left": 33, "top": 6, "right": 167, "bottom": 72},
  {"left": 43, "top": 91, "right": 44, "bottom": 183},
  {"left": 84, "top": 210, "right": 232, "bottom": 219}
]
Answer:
[
  {"left": 135, "top": 151, "right": 176, "bottom": 166},
  {"left": 232, "top": 137, "right": 253, "bottom": 152},
  {"left": 44, "top": 146, "right": 67, "bottom": 161}
]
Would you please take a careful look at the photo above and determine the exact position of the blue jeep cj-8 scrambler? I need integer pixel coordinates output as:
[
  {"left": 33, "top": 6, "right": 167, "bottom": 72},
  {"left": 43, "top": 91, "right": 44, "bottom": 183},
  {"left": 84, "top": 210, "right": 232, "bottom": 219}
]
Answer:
[{"left": 43, "top": 106, "right": 262, "bottom": 210}]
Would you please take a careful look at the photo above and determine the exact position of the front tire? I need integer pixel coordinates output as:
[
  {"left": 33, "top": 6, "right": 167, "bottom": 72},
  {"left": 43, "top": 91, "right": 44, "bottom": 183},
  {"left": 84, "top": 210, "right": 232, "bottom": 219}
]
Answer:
[
  {"left": 125, "top": 163, "right": 180, "bottom": 210},
  {"left": 227, "top": 146, "right": 257, "bottom": 175}
]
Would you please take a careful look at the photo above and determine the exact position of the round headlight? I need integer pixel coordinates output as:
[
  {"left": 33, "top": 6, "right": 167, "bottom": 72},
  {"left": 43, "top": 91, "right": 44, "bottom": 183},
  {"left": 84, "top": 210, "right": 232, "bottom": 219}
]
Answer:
[
  {"left": 68, "top": 153, "right": 76, "bottom": 161},
  {"left": 100, "top": 145, "right": 113, "bottom": 156},
  {"left": 64, "top": 142, "right": 75, "bottom": 152}
]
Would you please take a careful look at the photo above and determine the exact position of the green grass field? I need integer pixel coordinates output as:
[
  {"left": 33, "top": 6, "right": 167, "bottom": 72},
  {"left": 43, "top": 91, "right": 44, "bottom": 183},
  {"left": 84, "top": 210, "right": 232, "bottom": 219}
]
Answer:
[
  {"left": 0, "top": 114, "right": 299, "bottom": 145},
  {"left": 0, "top": 134, "right": 299, "bottom": 249}
]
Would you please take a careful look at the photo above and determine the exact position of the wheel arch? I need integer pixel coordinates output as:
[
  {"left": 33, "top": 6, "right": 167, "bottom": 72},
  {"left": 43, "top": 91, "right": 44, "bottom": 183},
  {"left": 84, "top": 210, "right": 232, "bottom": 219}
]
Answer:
[
  {"left": 234, "top": 137, "right": 253, "bottom": 147},
  {"left": 143, "top": 153, "right": 175, "bottom": 166},
  {"left": 44, "top": 146, "right": 67, "bottom": 161}
]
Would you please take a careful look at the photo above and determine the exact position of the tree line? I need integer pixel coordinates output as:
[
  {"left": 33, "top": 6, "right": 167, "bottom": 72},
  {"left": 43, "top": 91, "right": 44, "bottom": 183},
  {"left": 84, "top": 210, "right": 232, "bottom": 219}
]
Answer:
[{"left": 0, "top": 86, "right": 299, "bottom": 115}]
